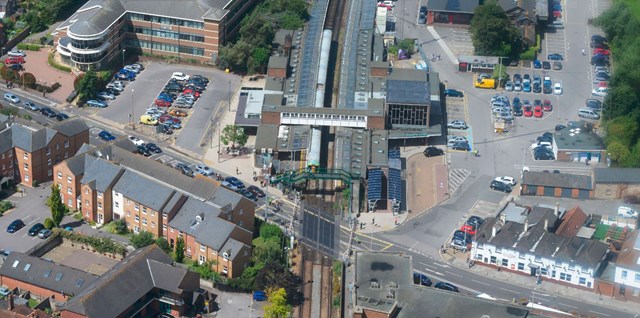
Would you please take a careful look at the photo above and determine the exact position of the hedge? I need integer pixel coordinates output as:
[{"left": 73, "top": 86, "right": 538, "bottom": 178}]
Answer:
[
  {"left": 55, "top": 228, "right": 127, "bottom": 257},
  {"left": 48, "top": 51, "right": 72, "bottom": 72},
  {"left": 16, "top": 43, "right": 41, "bottom": 51}
]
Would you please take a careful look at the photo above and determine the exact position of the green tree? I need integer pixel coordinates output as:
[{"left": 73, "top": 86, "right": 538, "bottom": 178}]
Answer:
[
  {"left": 260, "top": 223, "right": 284, "bottom": 241},
  {"left": 256, "top": 261, "right": 304, "bottom": 306},
  {"left": 253, "top": 236, "right": 283, "bottom": 266},
  {"left": 76, "top": 69, "right": 99, "bottom": 101},
  {"left": 20, "top": 73, "right": 37, "bottom": 89},
  {"left": 264, "top": 288, "right": 291, "bottom": 318},
  {"left": 469, "top": 1, "right": 520, "bottom": 56},
  {"left": 48, "top": 184, "right": 67, "bottom": 227},
  {"left": 44, "top": 218, "right": 55, "bottom": 229},
  {"left": 130, "top": 231, "right": 155, "bottom": 249},
  {"left": 221, "top": 124, "right": 248, "bottom": 150},
  {"left": 249, "top": 47, "right": 270, "bottom": 74},
  {"left": 175, "top": 236, "right": 185, "bottom": 263},
  {"left": 112, "top": 219, "right": 128, "bottom": 234},
  {"left": 155, "top": 237, "right": 172, "bottom": 254}
]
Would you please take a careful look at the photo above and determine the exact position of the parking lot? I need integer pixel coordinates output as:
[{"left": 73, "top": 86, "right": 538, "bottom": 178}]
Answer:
[{"left": 90, "top": 62, "right": 241, "bottom": 154}]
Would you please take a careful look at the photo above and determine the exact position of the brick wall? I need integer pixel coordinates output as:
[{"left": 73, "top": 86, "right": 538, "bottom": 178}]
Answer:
[
  {"left": 53, "top": 162, "right": 82, "bottom": 210},
  {"left": 0, "top": 276, "right": 69, "bottom": 301}
]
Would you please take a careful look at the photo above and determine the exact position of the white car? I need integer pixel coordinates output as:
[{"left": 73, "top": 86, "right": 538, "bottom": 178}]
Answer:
[
  {"left": 171, "top": 72, "right": 190, "bottom": 81},
  {"left": 146, "top": 107, "right": 166, "bottom": 115},
  {"left": 592, "top": 87, "right": 608, "bottom": 97},
  {"left": 195, "top": 164, "right": 214, "bottom": 176},
  {"left": 618, "top": 206, "right": 638, "bottom": 219},
  {"left": 505, "top": 81, "right": 514, "bottom": 91},
  {"left": 530, "top": 141, "right": 552, "bottom": 150},
  {"left": 98, "top": 91, "right": 116, "bottom": 100},
  {"left": 123, "top": 65, "right": 140, "bottom": 74},
  {"left": 447, "top": 120, "right": 468, "bottom": 130},
  {"left": 107, "top": 81, "right": 125, "bottom": 91},
  {"left": 128, "top": 136, "right": 145, "bottom": 146},
  {"left": 553, "top": 83, "right": 563, "bottom": 95},
  {"left": 3, "top": 93, "right": 20, "bottom": 103},
  {"left": 494, "top": 176, "right": 517, "bottom": 186},
  {"left": 8, "top": 50, "right": 25, "bottom": 57}
]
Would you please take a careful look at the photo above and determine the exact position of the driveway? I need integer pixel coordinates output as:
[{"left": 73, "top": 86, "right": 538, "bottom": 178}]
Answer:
[{"left": 92, "top": 62, "right": 241, "bottom": 154}]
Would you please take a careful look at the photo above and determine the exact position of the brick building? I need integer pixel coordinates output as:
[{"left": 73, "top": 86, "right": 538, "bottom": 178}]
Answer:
[
  {"left": 0, "top": 117, "right": 89, "bottom": 188},
  {"left": 520, "top": 170, "right": 594, "bottom": 199},
  {"left": 593, "top": 168, "right": 640, "bottom": 200},
  {"left": 52, "top": 0, "right": 258, "bottom": 70},
  {"left": 53, "top": 139, "right": 255, "bottom": 278}
]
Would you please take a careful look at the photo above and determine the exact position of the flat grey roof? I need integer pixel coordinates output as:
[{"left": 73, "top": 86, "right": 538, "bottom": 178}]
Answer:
[
  {"left": 255, "top": 124, "right": 280, "bottom": 151},
  {"left": 264, "top": 77, "right": 285, "bottom": 91},
  {"left": 594, "top": 168, "right": 640, "bottom": 184},
  {"left": 522, "top": 171, "right": 593, "bottom": 190},
  {"left": 386, "top": 69, "right": 430, "bottom": 105},
  {"left": 427, "top": 0, "right": 481, "bottom": 13},
  {"left": 268, "top": 56, "right": 288, "bottom": 69},
  {"left": 554, "top": 128, "right": 605, "bottom": 151}
]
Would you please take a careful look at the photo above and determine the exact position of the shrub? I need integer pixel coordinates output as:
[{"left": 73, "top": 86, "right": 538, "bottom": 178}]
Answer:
[
  {"left": 0, "top": 107, "right": 18, "bottom": 117},
  {"left": 0, "top": 200, "right": 13, "bottom": 213},
  {"left": 113, "top": 219, "right": 128, "bottom": 234},
  {"left": 44, "top": 218, "right": 55, "bottom": 229},
  {"left": 27, "top": 44, "right": 41, "bottom": 51},
  {"left": 20, "top": 72, "right": 36, "bottom": 88},
  {"left": 48, "top": 51, "right": 71, "bottom": 72},
  {"left": 21, "top": 114, "right": 31, "bottom": 120},
  {"left": 16, "top": 43, "right": 29, "bottom": 50}
]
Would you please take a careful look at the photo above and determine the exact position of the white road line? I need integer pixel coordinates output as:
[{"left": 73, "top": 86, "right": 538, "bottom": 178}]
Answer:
[
  {"left": 433, "top": 263, "right": 450, "bottom": 268},
  {"left": 422, "top": 268, "right": 444, "bottom": 276},
  {"left": 558, "top": 303, "right": 578, "bottom": 309},
  {"left": 444, "top": 271, "right": 463, "bottom": 278},
  {"left": 471, "top": 279, "right": 490, "bottom": 286},
  {"left": 426, "top": 26, "right": 458, "bottom": 63},
  {"left": 499, "top": 288, "right": 519, "bottom": 294},
  {"left": 419, "top": 262, "right": 436, "bottom": 269}
]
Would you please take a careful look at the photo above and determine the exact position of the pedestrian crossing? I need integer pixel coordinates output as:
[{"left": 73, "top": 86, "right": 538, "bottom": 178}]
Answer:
[{"left": 449, "top": 168, "right": 471, "bottom": 194}]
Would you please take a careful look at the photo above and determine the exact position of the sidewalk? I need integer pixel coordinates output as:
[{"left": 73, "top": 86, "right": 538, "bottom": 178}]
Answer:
[{"left": 440, "top": 246, "right": 640, "bottom": 316}]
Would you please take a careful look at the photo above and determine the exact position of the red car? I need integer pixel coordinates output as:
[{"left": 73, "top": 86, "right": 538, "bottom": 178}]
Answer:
[
  {"left": 596, "top": 81, "right": 608, "bottom": 88},
  {"left": 154, "top": 99, "right": 171, "bottom": 107},
  {"left": 542, "top": 100, "right": 553, "bottom": 111},
  {"left": 533, "top": 105, "right": 543, "bottom": 118},
  {"left": 377, "top": 3, "right": 392, "bottom": 10},
  {"left": 5, "top": 57, "right": 24, "bottom": 64},
  {"left": 523, "top": 105, "right": 533, "bottom": 117},
  {"left": 460, "top": 224, "right": 477, "bottom": 236},
  {"left": 158, "top": 115, "right": 182, "bottom": 124},
  {"left": 182, "top": 89, "right": 200, "bottom": 98},
  {"left": 593, "top": 48, "right": 610, "bottom": 55}
]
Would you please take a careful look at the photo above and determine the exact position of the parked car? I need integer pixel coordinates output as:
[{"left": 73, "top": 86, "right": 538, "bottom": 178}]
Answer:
[
  {"left": 239, "top": 188, "right": 257, "bottom": 201},
  {"left": 533, "top": 60, "right": 542, "bottom": 69},
  {"left": 547, "top": 53, "right": 563, "bottom": 60},
  {"left": 466, "top": 216, "right": 484, "bottom": 227},
  {"left": 38, "top": 229, "right": 53, "bottom": 239},
  {"left": 140, "top": 115, "right": 158, "bottom": 125},
  {"left": 494, "top": 176, "right": 517, "bottom": 186},
  {"left": 24, "top": 101, "right": 39, "bottom": 111},
  {"left": 98, "top": 91, "right": 116, "bottom": 100},
  {"left": 444, "top": 89, "right": 464, "bottom": 97},
  {"left": 460, "top": 224, "right": 477, "bottom": 235},
  {"left": 533, "top": 106, "right": 543, "bottom": 118},
  {"left": 490, "top": 180, "right": 512, "bottom": 193},
  {"left": 145, "top": 143, "right": 162, "bottom": 153},
  {"left": 592, "top": 87, "right": 608, "bottom": 97},
  {"left": 423, "top": 146, "right": 444, "bottom": 157},
  {"left": 4, "top": 56, "right": 24, "bottom": 64},
  {"left": 107, "top": 82, "right": 125, "bottom": 91},
  {"left": 86, "top": 100, "right": 108, "bottom": 108},
  {"left": 534, "top": 147, "right": 555, "bottom": 160},
  {"left": 553, "top": 61, "right": 562, "bottom": 70},
  {"left": 8, "top": 50, "right": 26, "bottom": 57},
  {"left": 98, "top": 131, "right": 116, "bottom": 141},
  {"left": 0, "top": 286, "right": 10, "bottom": 297},
  {"left": 450, "top": 142, "right": 469, "bottom": 151},
  {"left": 56, "top": 113, "right": 69, "bottom": 121},
  {"left": 3, "top": 93, "right": 20, "bottom": 103},
  {"left": 40, "top": 107, "right": 57, "bottom": 117},
  {"left": 175, "top": 163, "right": 195, "bottom": 177},
  {"left": 553, "top": 83, "right": 563, "bottom": 95},
  {"left": 195, "top": 164, "right": 214, "bottom": 176},
  {"left": 169, "top": 109, "right": 188, "bottom": 117},
  {"left": 247, "top": 185, "right": 266, "bottom": 198},
  {"left": 115, "top": 71, "right": 135, "bottom": 81},
  {"left": 171, "top": 72, "right": 190, "bottom": 81},
  {"left": 123, "top": 65, "right": 140, "bottom": 74},
  {"left": 155, "top": 99, "right": 172, "bottom": 107},
  {"left": 434, "top": 282, "right": 459, "bottom": 292},
  {"left": 542, "top": 100, "right": 553, "bottom": 111},
  {"left": 447, "top": 120, "right": 468, "bottom": 130},
  {"left": 504, "top": 81, "right": 514, "bottom": 91},
  {"left": 542, "top": 61, "right": 551, "bottom": 69},
  {"left": 253, "top": 291, "right": 267, "bottom": 301},
  {"left": 617, "top": 206, "right": 638, "bottom": 219},
  {"left": 28, "top": 223, "right": 45, "bottom": 236},
  {"left": 585, "top": 98, "right": 602, "bottom": 110},
  {"left": 6, "top": 219, "right": 25, "bottom": 233},
  {"left": 225, "top": 176, "right": 245, "bottom": 189}
]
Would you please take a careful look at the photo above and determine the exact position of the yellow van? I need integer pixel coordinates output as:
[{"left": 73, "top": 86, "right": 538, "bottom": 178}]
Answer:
[
  {"left": 474, "top": 76, "right": 496, "bottom": 89},
  {"left": 140, "top": 115, "right": 158, "bottom": 125}
]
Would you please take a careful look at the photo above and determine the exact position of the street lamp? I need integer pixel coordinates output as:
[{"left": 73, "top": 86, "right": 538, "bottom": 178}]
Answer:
[
  {"left": 131, "top": 89, "right": 135, "bottom": 130},
  {"left": 228, "top": 80, "right": 231, "bottom": 111},
  {"left": 121, "top": 49, "right": 126, "bottom": 68}
]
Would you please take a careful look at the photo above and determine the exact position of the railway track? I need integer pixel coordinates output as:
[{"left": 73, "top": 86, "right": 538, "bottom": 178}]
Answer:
[{"left": 297, "top": 244, "right": 334, "bottom": 318}]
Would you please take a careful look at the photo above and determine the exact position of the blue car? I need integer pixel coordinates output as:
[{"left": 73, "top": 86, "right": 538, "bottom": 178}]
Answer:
[
  {"left": 225, "top": 176, "right": 245, "bottom": 189},
  {"left": 253, "top": 291, "right": 267, "bottom": 301},
  {"left": 533, "top": 60, "right": 541, "bottom": 69},
  {"left": 86, "top": 100, "right": 107, "bottom": 108},
  {"left": 98, "top": 130, "right": 116, "bottom": 141},
  {"left": 547, "top": 53, "right": 563, "bottom": 61},
  {"left": 523, "top": 82, "right": 531, "bottom": 92},
  {"left": 158, "top": 93, "right": 173, "bottom": 102},
  {"left": 115, "top": 71, "right": 135, "bottom": 81}
]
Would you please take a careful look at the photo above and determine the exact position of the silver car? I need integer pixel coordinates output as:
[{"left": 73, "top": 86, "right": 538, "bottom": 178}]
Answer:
[{"left": 505, "top": 81, "right": 514, "bottom": 91}]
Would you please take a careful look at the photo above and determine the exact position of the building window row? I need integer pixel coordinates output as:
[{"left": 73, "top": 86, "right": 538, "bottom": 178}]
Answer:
[
  {"left": 125, "top": 39, "right": 205, "bottom": 56},
  {"left": 127, "top": 13, "right": 204, "bottom": 29},
  {"left": 128, "top": 25, "right": 205, "bottom": 42},
  {"left": 281, "top": 112, "right": 366, "bottom": 121}
]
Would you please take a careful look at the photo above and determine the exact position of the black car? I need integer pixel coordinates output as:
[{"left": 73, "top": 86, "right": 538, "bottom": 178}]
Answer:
[
  {"left": 434, "top": 282, "right": 459, "bottom": 292},
  {"left": 533, "top": 83, "right": 542, "bottom": 93},
  {"left": 490, "top": 180, "right": 512, "bottom": 193},
  {"left": 591, "top": 56, "right": 609, "bottom": 66},
  {"left": 466, "top": 216, "right": 484, "bottom": 226},
  {"left": 247, "top": 185, "right": 266, "bottom": 198},
  {"left": 555, "top": 124, "right": 566, "bottom": 131},
  {"left": 191, "top": 75, "right": 210, "bottom": 84},
  {"left": 513, "top": 104, "right": 523, "bottom": 116},
  {"left": 453, "top": 230, "right": 472, "bottom": 244},
  {"left": 424, "top": 146, "right": 444, "bottom": 157},
  {"left": 137, "top": 145, "right": 151, "bottom": 157},
  {"left": 106, "top": 88, "right": 121, "bottom": 96},
  {"left": 56, "top": 113, "right": 69, "bottom": 121},
  {"left": 239, "top": 189, "right": 258, "bottom": 201},
  {"left": 28, "top": 223, "right": 45, "bottom": 236},
  {"left": 40, "top": 107, "right": 57, "bottom": 117},
  {"left": 413, "top": 273, "right": 432, "bottom": 287},
  {"left": 591, "top": 34, "right": 607, "bottom": 43},
  {"left": 6, "top": 219, "right": 25, "bottom": 233},
  {"left": 175, "top": 163, "right": 195, "bottom": 177},
  {"left": 542, "top": 61, "right": 551, "bottom": 69},
  {"left": 450, "top": 142, "right": 469, "bottom": 151},
  {"left": 444, "top": 89, "right": 464, "bottom": 97},
  {"left": 145, "top": 143, "right": 162, "bottom": 153},
  {"left": 534, "top": 148, "right": 555, "bottom": 160},
  {"left": 585, "top": 98, "right": 602, "bottom": 110}
]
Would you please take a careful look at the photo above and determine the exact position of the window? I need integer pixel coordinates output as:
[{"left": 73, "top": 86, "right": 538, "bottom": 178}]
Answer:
[
  {"left": 163, "top": 212, "right": 167, "bottom": 219},
  {"left": 476, "top": 243, "right": 484, "bottom": 250},
  {"left": 151, "top": 222, "right": 155, "bottom": 228},
  {"left": 517, "top": 263, "right": 525, "bottom": 270},
  {"left": 85, "top": 200, "right": 89, "bottom": 206},
  {"left": 134, "top": 203, "right": 140, "bottom": 211},
  {"left": 97, "top": 202, "right": 102, "bottom": 210},
  {"left": 67, "top": 187, "right": 72, "bottom": 194},
  {"left": 23, "top": 152, "right": 28, "bottom": 159},
  {"left": 24, "top": 175, "right": 29, "bottom": 182},
  {"left": 635, "top": 273, "right": 640, "bottom": 282},
  {"left": 115, "top": 201, "right": 119, "bottom": 208},
  {"left": 170, "top": 228, "right": 174, "bottom": 233},
  {"left": 64, "top": 151, "right": 68, "bottom": 158},
  {"left": 501, "top": 259, "right": 508, "bottom": 266},
  {"left": 142, "top": 218, "right": 147, "bottom": 225},
  {"left": 540, "top": 268, "right": 548, "bottom": 276},
  {"left": 151, "top": 210, "right": 155, "bottom": 216},
  {"left": 560, "top": 273, "right": 572, "bottom": 281},
  {"left": 57, "top": 172, "right": 62, "bottom": 179},
  {"left": 490, "top": 256, "right": 497, "bottom": 264},
  {"left": 67, "top": 199, "right": 72, "bottom": 206},
  {"left": 200, "top": 244, "right": 205, "bottom": 252},
  {"left": 48, "top": 169, "right": 52, "bottom": 177},
  {"left": 142, "top": 206, "right": 147, "bottom": 214},
  {"left": 134, "top": 226, "right": 139, "bottom": 233},
  {"left": 187, "top": 246, "right": 191, "bottom": 252},
  {"left": 127, "top": 199, "right": 131, "bottom": 205},
  {"left": 47, "top": 158, "right": 52, "bottom": 166},
  {"left": 579, "top": 277, "right": 587, "bottom": 285},
  {"left": 622, "top": 270, "right": 628, "bottom": 279},
  {"left": 23, "top": 163, "right": 28, "bottom": 171},
  {"left": 85, "top": 189, "right": 88, "bottom": 195},
  {"left": 551, "top": 270, "right": 556, "bottom": 278},
  {"left": 163, "top": 224, "right": 167, "bottom": 230},
  {"left": 476, "top": 254, "right": 483, "bottom": 260},
  {"left": 619, "top": 285, "right": 626, "bottom": 295},
  {"left": 97, "top": 192, "right": 103, "bottom": 198},
  {"left": 46, "top": 148, "right": 50, "bottom": 155},
  {"left": 67, "top": 176, "right": 72, "bottom": 183},
  {"left": 135, "top": 216, "right": 139, "bottom": 222},
  {"left": 64, "top": 140, "right": 70, "bottom": 148}
]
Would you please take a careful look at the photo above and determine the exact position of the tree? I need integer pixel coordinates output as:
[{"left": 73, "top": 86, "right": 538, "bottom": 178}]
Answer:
[
  {"left": 175, "top": 236, "right": 185, "bottom": 263},
  {"left": 112, "top": 219, "right": 128, "bottom": 234},
  {"left": 260, "top": 223, "right": 284, "bottom": 241},
  {"left": 48, "top": 184, "right": 67, "bottom": 227},
  {"left": 220, "top": 124, "right": 248, "bottom": 150},
  {"left": 20, "top": 73, "right": 36, "bottom": 89},
  {"left": 130, "top": 231, "right": 155, "bottom": 249},
  {"left": 469, "top": 2, "right": 520, "bottom": 56},
  {"left": 155, "top": 237, "right": 172, "bottom": 254},
  {"left": 76, "top": 69, "right": 99, "bottom": 101},
  {"left": 44, "top": 217, "right": 55, "bottom": 229},
  {"left": 253, "top": 236, "right": 283, "bottom": 266},
  {"left": 256, "top": 261, "right": 304, "bottom": 306},
  {"left": 264, "top": 288, "right": 291, "bottom": 318},
  {"left": 249, "top": 47, "right": 270, "bottom": 74}
]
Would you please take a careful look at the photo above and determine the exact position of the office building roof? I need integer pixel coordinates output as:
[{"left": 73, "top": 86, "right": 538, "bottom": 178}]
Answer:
[{"left": 554, "top": 127, "right": 605, "bottom": 151}]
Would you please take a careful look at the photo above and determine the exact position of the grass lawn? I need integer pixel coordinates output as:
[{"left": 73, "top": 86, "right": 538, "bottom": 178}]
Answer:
[{"left": 622, "top": 0, "right": 640, "bottom": 19}]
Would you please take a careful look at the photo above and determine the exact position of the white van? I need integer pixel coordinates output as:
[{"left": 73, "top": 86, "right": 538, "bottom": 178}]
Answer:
[
  {"left": 618, "top": 206, "right": 639, "bottom": 219},
  {"left": 578, "top": 108, "right": 600, "bottom": 120},
  {"left": 379, "top": 0, "right": 394, "bottom": 7}
]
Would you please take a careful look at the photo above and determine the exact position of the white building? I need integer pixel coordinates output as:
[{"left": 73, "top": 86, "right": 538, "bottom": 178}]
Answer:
[
  {"left": 613, "top": 230, "right": 640, "bottom": 301},
  {"left": 472, "top": 207, "right": 609, "bottom": 290}
]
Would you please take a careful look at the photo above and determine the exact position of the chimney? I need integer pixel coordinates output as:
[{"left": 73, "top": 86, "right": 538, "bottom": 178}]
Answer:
[
  {"left": 500, "top": 213, "right": 506, "bottom": 224},
  {"left": 555, "top": 202, "right": 560, "bottom": 217},
  {"left": 491, "top": 225, "right": 497, "bottom": 238},
  {"left": 544, "top": 218, "right": 549, "bottom": 231},
  {"left": 8, "top": 294, "right": 14, "bottom": 311},
  {"left": 524, "top": 219, "right": 529, "bottom": 232}
]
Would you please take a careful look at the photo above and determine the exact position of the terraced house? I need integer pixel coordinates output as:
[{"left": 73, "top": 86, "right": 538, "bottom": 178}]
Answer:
[
  {"left": 53, "top": 138, "right": 254, "bottom": 278},
  {"left": 52, "top": 0, "right": 258, "bottom": 70}
]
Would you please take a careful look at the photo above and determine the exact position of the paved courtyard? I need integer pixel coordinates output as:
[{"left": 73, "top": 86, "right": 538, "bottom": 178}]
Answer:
[
  {"left": 20, "top": 48, "right": 76, "bottom": 103},
  {"left": 41, "top": 244, "right": 119, "bottom": 276}
]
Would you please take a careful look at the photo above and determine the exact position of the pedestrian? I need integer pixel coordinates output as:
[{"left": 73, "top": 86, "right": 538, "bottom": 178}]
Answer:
[
  {"left": 236, "top": 167, "right": 239, "bottom": 175},
  {"left": 372, "top": 217, "right": 375, "bottom": 225},
  {"left": 43, "top": 91, "right": 46, "bottom": 98}
]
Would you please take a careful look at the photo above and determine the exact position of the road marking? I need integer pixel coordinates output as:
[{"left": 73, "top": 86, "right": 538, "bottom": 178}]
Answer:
[
  {"left": 379, "top": 243, "right": 394, "bottom": 251},
  {"left": 422, "top": 268, "right": 444, "bottom": 276},
  {"left": 444, "top": 271, "right": 463, "bottom": 278},
  {"left": 419, "top": 262, "right": 436, "bottom": 269},
  {"left": 499, "top": 287, "right": 519, "bottom": 294},
  {"left": 589, "top": 311, "right": 610, "bottom": 317},
  {"left": 558, "top": 303, "right": 577, "bottom": 309},
  {"left": 471, "top": 279, "right": 490, "bottom": 286},
  {"left": 433, "top": 263, "right": 450, "bottom": 268}
]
